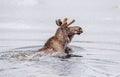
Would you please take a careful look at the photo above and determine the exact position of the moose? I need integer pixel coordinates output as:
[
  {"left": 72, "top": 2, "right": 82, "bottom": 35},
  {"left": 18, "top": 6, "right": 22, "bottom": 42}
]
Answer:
[{"left": 35, "top": 18, "right": 83, "bottom": 57}]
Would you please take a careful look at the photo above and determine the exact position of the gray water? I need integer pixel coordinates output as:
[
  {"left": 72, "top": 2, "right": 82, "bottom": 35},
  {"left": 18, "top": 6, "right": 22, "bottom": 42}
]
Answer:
[
  {"left": 0, "top": 0, "right": 120, "bottom": 77},
  {"left": 0, "top": 29, "right": 120, "bottom": 77}
]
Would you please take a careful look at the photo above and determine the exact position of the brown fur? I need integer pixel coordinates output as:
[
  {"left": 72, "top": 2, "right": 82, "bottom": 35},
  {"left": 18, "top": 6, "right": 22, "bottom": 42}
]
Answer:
[
  {"left": 65, "top": 26, "right": 83, "bottom": 54},
  {"left": 68, "top": 26, "right": 83, "bottom": 42},
  {"left": 39, "top": 27, "right": 69, "bottom": 53},
  {"left": 56, "top": 18, "right": 83, "bottom": 54},
  {"left": 38, "top": 18, "right": 83, "bottom": 56},
  {"left": 38, "top": 18, "right": 71, "bottom": 55}
]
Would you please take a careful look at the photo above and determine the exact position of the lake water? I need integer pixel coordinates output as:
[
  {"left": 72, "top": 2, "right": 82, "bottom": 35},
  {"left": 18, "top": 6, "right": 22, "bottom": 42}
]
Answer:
[
  {"left": 0, "top": 21, "right": 120, "bottom": 77},
  {"left": 0, "top": 0, "right": 120, "bottom": 77}
]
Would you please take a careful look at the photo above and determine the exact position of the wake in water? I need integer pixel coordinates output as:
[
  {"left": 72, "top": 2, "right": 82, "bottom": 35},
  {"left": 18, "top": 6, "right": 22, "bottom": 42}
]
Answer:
[
  {"left": 0, "top": 45, "right": 83, "bottom": 61},
  {"left": 0, "top": 41, "right": 120, "bottom": 77}
]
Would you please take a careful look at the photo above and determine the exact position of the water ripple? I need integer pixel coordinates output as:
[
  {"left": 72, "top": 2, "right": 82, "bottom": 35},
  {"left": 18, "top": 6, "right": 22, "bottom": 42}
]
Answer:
[{"left": 0, "top": 45, "right": 120, "bottom": 77}]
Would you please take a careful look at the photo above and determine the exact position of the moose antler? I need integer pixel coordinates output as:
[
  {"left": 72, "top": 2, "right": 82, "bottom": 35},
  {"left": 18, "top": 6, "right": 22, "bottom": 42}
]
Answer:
[
  {"left": 66, "top": 19, "right": 75, "bottom": 27},
  {"left": 61, "top": 18, "right": 67, "bottom": 26},
  {"left": 56, "top": 18, "right": 75, "bottom": 27}
]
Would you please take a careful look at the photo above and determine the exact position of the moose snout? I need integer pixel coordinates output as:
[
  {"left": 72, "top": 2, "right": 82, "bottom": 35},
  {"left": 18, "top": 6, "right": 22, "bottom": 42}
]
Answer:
[
  {"left": 77, "top": 27, "right": 83, "bottom": 35},
  {"left": 80, "top": 28, "right": 83, "bottom": 33}
]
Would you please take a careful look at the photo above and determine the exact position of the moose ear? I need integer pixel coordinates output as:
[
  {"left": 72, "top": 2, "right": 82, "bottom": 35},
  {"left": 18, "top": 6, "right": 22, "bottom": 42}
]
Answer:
[{"left": 56, "top": 19, "right": 62, "bottom": 26}]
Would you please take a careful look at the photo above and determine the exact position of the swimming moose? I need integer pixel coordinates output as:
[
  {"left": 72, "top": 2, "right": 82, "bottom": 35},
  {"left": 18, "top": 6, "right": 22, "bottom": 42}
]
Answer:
[{"left": 37, "top": 18, "right": 83, "bottom": 57}]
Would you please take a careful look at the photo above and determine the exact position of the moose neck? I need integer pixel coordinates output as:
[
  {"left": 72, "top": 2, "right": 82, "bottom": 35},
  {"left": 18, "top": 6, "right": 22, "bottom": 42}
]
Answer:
[
  {"left": 68, "top": 34, "right": 74, "bottom": 42},
  {"left": 54, "top": 27, "right": 68, "bottom": 42}
]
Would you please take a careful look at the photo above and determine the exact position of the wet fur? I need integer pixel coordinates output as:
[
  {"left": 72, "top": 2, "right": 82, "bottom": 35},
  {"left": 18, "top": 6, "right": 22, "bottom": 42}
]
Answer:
[
  {"left": 65, "top": 26, "right": 83, "bottom": 54},
  {"left": 38, "top": 26, "right": 69, "bottom": 54},
  {"left": 38, "top": 18, "right": 83, "bottom": 56}
]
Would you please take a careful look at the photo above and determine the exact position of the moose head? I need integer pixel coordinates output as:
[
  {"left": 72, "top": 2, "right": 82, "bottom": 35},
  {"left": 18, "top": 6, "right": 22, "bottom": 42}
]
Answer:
[{"left": 55, "top": 18, "right": 83, "bottom": 42}]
